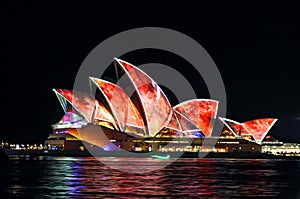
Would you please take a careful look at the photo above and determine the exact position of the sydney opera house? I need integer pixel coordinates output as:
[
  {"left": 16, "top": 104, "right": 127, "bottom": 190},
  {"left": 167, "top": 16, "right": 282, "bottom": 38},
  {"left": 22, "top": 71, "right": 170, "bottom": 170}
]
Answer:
[{"left": 46, "top": 58, "right": 278, "bottom": 153}]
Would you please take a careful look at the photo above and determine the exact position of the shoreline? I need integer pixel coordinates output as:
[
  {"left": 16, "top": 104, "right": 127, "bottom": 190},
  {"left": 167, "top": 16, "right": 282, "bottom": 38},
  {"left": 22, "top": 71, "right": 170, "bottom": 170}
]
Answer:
[{"left": 3, "top": 149, "right": 300, "bottom": 159}]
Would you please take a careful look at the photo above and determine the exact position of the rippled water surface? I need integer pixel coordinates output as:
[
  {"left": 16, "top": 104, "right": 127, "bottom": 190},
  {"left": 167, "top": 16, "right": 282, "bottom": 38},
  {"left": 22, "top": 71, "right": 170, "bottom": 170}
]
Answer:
[{"left": 1, "top": 156, "right": 300, "bottom": 198}]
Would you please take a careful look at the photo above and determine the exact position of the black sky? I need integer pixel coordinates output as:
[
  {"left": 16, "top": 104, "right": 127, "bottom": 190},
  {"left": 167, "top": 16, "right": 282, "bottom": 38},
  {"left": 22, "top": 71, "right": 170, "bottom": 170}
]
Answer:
[{"left": 1, "top": 1, "right": 300, "bottom": 143}]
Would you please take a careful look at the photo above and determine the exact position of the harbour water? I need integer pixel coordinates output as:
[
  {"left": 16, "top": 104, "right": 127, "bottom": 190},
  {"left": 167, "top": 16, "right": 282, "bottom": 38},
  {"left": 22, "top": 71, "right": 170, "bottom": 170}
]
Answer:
[{"left": 1, "top": 156, "right": 300, "bottom": 198}]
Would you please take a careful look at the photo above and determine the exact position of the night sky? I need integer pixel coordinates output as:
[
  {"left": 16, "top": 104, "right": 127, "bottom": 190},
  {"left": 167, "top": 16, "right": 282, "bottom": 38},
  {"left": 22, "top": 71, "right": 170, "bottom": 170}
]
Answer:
[{"left": 2, "top": 2, "right": 300, "bottom": 143}]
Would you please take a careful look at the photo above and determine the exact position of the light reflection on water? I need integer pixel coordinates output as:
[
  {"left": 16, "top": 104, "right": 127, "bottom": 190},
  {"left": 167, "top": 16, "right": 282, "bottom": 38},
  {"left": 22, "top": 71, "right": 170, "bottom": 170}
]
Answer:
[{"left": 0, "top": 156, "right": 299, "bottom": 198}]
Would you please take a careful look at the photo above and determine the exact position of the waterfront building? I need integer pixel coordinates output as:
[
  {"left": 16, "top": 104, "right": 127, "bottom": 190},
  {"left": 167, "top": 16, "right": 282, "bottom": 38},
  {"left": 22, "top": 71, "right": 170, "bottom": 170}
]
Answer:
[
  {"left": 262, "top": 136, "right": 300, "bottom": 156},
  {"left": 47, "top": 58, "right": 277, "bottom": 153}
]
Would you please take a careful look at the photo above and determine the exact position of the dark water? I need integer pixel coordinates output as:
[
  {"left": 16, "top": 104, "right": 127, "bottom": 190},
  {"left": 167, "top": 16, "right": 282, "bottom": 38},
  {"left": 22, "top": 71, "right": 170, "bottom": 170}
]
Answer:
[{"left": 0, "top": 156, "right": 300, "bottom": 198}]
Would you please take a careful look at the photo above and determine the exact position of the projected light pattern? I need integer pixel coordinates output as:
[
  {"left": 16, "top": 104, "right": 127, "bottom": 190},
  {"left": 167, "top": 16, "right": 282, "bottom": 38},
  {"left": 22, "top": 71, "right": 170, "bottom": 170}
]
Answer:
[
  {"left": 219, "top": 118, "right": 242, "bottom": 136},
  {"left": 164, "top": 111, "right": 181, "bottom": 132},
  {"left": 53, "top": 59, "right": 277, "bottom": 143},
  {"left": 60, "top": 112, "right": 82, "bottom": 123},
  {"left": 174, "top": 99, "right": 218, "bottom": 137},
  {"left": 174, "top": 111, "right": 200, "bottom": 133},
  {"left": 94, "top": 102, "right": 117, "bottom": 126},
  {"left": 90, "top": 78, "right": 145, "bottom": 134},
  {"left": 54, "top": 89, "right": 96, "bottom": 122},
  {"left": 126, "top": 99, "right": 145, "bottom": 130},
  {"left": 115, "top": 59, "right": 172, "bottom": 137},
  {"left": 226, "top": 121, "right": 242, "bottom": 135},
  {"left": 219, "top": 117, "right": 278, "bottom": 142},
  {"left": 52, "top": 112, "right": 86, "bottom": 130},
  {"left": 242, "top": 119, "right": 278, "bottom": 142}
]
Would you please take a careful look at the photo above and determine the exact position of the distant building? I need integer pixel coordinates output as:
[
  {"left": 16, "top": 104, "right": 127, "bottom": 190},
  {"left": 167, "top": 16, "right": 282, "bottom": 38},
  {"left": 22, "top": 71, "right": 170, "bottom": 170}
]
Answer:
[{"left": 262, "top": 136, "right": 300, "bottom": 156}]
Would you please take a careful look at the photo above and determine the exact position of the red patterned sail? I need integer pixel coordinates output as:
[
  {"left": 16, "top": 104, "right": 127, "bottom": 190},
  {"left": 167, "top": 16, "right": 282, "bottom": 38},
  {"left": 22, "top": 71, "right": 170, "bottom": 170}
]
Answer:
[
  {"left": 219, "top": 117, "right": 253, "bottom": 136},
  {"left": 219, "top": 117, "right": 242, "bottom": 136},
  {"left": 94, "top": 101, "right": 117, "bottom": 124},
  {"left": 126, "top": 99, "right": 145, "bottom": 129},
  {"left": 163, "top": 111, "right": 181, "bottom": 132},
  {"left": 174, "top": 99, "right": 218, "bottom": 137},
  {"left": 242, "top": 118, "right": 277, "bottom": 142},
  {"left": 115, "top": 58, "right": 172, "bottom": 137},
  {"left": 174, "top": 111, "right": 199, "bottom": 132},
  {"left": 53, "top": 89, "right": 95, "bottom": 122},
  {"left": 90, "top": 77, "right": 145, "bottom": 133}
]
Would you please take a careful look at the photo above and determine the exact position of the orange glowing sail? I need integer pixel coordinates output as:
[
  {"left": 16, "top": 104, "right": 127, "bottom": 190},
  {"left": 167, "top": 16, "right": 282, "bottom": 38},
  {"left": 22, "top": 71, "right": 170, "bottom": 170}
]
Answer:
[
  {"left": 218, "top": 117, "right": 242, "bottom": 136},
  {"left": 53, "top": 89, "right": 95, "bottom": 122},
  {"left": 219, "top": 117, "right": 277, "bottom": 142},
  {"left": 174, "top": 99, "right": 218, "bottom": 137},
  {"left": 174, "top": 111, "right": 199, "bottom": 132},
  {"left": 90, "top": 77, "right": 145, "bottom": 134},
  {"left": 163, "top": 111, "right": 181, "bottom": 132},
  {"left": 94, "top": 101, "right": 117, "bottom": 125},
  {"left": 126, "top": 99, "right": 145, "bottom": 129},
  {"left": 115, "top": 58, "right": 172, "bottom": 137},
  {"left": 242, "top": 118, "right": 277, "bottom": 142}
]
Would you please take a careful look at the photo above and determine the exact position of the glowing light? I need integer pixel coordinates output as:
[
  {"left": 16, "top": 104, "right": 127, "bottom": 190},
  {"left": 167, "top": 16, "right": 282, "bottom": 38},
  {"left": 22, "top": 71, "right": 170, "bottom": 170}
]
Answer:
[
  {"left": 174, "top": 99, "right": 218, "bottom": 136},
  {"left": 94, "top": 101, "right": 118, "bottom": 129},
  {"left": 219, "top": 117, "right": 278, "bottom": 142},
  {"left": 52, "top": 59, "right": 277, "bottom": 142},
  {"left": 242, "top": 118, "right": 277, "bottom": 142},
  {"left": 115, "top": 58, "right": 172, "bottom": 137},
  {"left": 163, "top": 110, "right": 181, "bottom": 132},
  {"left": 90, "top": 77, "right": 145, "bottom": 135},
  {"left": 173, "top": 111, "right": 199, "bottom": 132},
  {"left": 53, "top": 89, "right": 95, "bottom": 122}
]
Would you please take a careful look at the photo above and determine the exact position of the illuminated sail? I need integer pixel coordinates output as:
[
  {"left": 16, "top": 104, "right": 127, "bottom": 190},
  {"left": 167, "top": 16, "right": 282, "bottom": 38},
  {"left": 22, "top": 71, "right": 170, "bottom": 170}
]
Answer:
[
  {"left": 163, "top": 110, "right": 181, "bottom": 132},
  {"left": 53, "top": 89, "right": 95, "bottom": 122},
  {"left": 90, "top": 77, "right": 145, "bottom": 134},
  {"left": 115, "top": 58, "right": 172, "bottom": 137},
  {"left": 219, "top": 117, "right": 277, "bottom": 142},
  {"left": 218, "top": 117, "right": 242, "bottom": 136},
  {"left": 59, "top": 112, "right": 82, "bottom": 123},
  {"left": 94, "top": 101, "right": 118, "bottom": 127},
  {"left": 242, "top": 118, "right": 277, "bottom": 142},
  {"left": 174, "top": 111, "right": 200, "bottom": 132},
  {"left": 174, "top": 99, "right": 218, "bottom": 137},
  {"left": 51, "top": 112, "right": 86, "bottom": 130}
]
